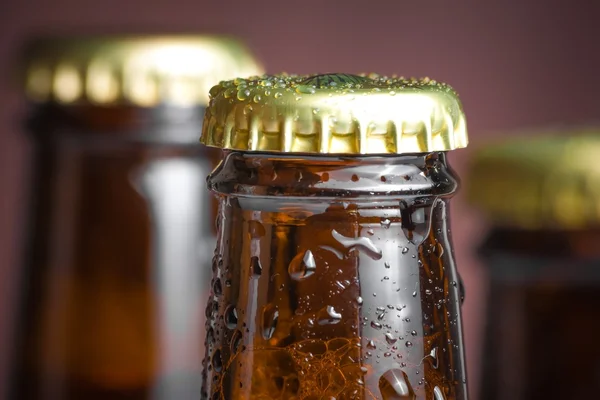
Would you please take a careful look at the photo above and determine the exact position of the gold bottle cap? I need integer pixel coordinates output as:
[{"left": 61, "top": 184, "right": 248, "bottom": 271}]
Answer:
[
  {"left": 467, "top": 130, "right": 600, "bottom": 230},
  {"left": 22, "top": 35, "right": 264, "bottom": 107},
  {"left": 200, "top": 73, "right": 467, "bottom": 154}
]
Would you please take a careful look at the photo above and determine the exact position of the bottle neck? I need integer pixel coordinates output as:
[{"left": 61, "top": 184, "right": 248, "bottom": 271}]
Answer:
[{"left": 208, "top": 151, "right": 459, "bottom": 202}]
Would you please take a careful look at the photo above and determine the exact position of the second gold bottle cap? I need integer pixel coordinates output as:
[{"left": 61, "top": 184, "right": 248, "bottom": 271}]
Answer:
[
  {"left": 23, "top": 35, "right": 264, "bottom": 107},
  {"left": 201, "top": 73, "right": 467, "bottom": 155}
]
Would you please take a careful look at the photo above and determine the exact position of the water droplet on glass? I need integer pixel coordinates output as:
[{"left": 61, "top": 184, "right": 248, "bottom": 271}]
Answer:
[
  {"left": 367, "top": 340, "right": 377, "bottom": 349},
  {"left": 371, "top": 321, "right": 383, "bottom": 330},
  {"left": 317, "top": 305, "right": 342, "bottom": 325},
  {"left": 213, "top": 278, "right": 223, "bottom": 296},
  {"left": 250, "top": 256, "right": 262, "bottom": 277},
  {"left": 253, "top": 94, "right": 262, "bottom": 103},
  {"left": 402, "top": 247, "right": 409, "bottom": 254},
  {"left": 261, "top": 304, "right": 279, "bottom": 340},
  {"left": 274, "top": 92, "right": 282, "bottom": 99},
  {"left": 405, "top": 341, "right": 413, "bottom": 348},
  {"left": 288, "top": 249, "right": 317, "bottom": 280},
  {"left": 379, "top": 369, "right": 416, "bottom": 399},
  {"left": 248, "top": 220, "right": 266, "bottom": 238},
  {"left": 429, "top": 347, "right": 438, "bottom": 369},
  {"left": 224, "top": 305, "right": 238, "bottom": 330},
  {"left": 212, "top": 349, "right": 223, "bottom": 372},
  {"left": 356, "top": 296, "right": 364, "bottom": 305},
  {"left": 230, "top": 330, "right": 242, "bottom": 353},
  {"left": 384, "top": 262, "right": 391, "bottom": 269},
  {"left": 434, "top": 386, "right": 446, "bottom": 400},
  {"left": 367, "top": 228, "right": 375, "bottom": 235},
  {"left": 385, "top": 333, "right": 397, "bottom": 345},
  {"left": 332, "top": 229, "right": 382, "bottom": 260},
  {"left": 381, "top": 218, "right": 392, "bottom": 229}
]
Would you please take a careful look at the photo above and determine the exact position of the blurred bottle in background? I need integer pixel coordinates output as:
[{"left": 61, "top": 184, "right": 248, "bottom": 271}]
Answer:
[
  {"left": 8, "top": 35, "right": 263, "bottom": 399},
  {"left": 468, "top": 131, "right": 600, "bottom": 400}
]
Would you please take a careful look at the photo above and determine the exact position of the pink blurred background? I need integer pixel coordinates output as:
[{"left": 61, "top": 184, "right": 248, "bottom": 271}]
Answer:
[{"left": 1, "top": 1, "right": 600, "bottom": 398}]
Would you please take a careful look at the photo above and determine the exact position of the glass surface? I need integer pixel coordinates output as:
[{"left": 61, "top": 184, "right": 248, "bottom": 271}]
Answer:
[{"left": 202, "top": 151, "right": 468, "bottom": 400}]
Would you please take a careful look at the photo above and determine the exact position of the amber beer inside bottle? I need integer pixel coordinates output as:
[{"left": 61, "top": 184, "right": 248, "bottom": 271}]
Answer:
[{"left": 200, "top": 74, "right": 469, "bottom": 399}]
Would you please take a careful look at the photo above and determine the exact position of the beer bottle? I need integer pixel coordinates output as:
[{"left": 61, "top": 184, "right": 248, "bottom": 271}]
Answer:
[
  {"left": 9, "top": 35, "right": 262, "bottom": 399},
  {"left": 468, "top": 132, "right": 600, "bottom": 400},
  {"left": 200, "top": 73, "right": 469, "bottom": 399}
]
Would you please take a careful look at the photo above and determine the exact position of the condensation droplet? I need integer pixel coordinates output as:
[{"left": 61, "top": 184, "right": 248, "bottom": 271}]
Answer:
[
  {"left": 261, "top": 304, "right": 279, "bottom": 340},
  {"left": 384, "top": 262, "right": 391, "bottom": 269},
  {"left": 405, "top": 341, "right": 413, "bottom": 348},
  {"left": 224, "top": 305, "right": 238, "bottom": 330},
  {"left": 385, "top": 332, "right": 397, "bottom": 345},
  {"left": 230, "top": 330, "right": 242, "bottom": 353},
  {"left": 237, "top": 88, "right": 251, "bottom": 101},
  {"left": 317, "top": 305, "right": 342, "bottom": 325},
  {"left": 381, "top": 218, "right": 392, "bottom": 229},
  {"left": 430, "top": 347, "right": 439, "bottom": 369},
  {"left": 434, "top": 386, "right": 446, "bottom": 400},
  {"left": 288, "top": 249, "right": 317, "bottom": 280},
  {"left": 402, "top": 247, "right": 409, "bottom": 254},
  {"left": 332, "top": 229, "right": 382, "bottom": 260},
  {"left": 250, "top": 256, "right": 262, "bottom": 277},
  {"left": 379, "top": 369, "right": 416, "bottom": 399},
  {"left": 213, "top": 278, "right": 223, "bottom": 296},
  {"left": 296, "top": 84, "right": 316, "bottom": 94},
  {"left": 248, "top": 220, "right": 266, "bottom": 238},
  {"left": 212, "top": 349, "right": 223, "bottom": 372},
  {"left": 371, "top": 321, "right": 383, "bottom": 330}
]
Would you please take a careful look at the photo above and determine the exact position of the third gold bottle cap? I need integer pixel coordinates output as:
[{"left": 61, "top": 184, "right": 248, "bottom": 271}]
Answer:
[
  {"left": 201, "top": 73, "right": 467, "bottom": 154},
  {"left": 467, "top": 131, "right": 600, "bottom": 230}
]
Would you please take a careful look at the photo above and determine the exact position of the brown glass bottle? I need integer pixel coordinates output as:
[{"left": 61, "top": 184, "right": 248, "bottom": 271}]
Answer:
[
  {"left": 199, "top": 73, "right": 470, "bottom": 400},
  {"left": 9, "top": 35, "right": 263, "bottom": 399},
  {"left": 469, "top": 134, "right": 600, "bottom": 400}
]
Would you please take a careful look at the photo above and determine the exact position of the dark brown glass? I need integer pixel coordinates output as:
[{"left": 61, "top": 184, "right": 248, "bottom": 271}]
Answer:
[
  {"left": 479, "top": 228, "right": 600, "bottom": 400},
  {"left": 9, "top": 104, "right": 218, "bottom": 399},
  {"left": 202, "top": 151, "right": 468, "bottom": 400}
]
